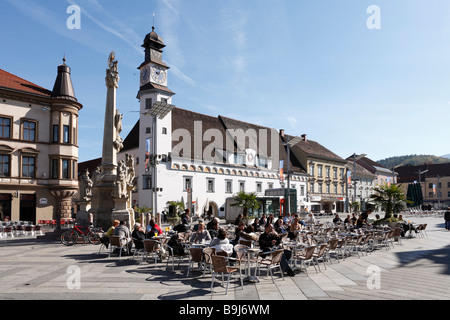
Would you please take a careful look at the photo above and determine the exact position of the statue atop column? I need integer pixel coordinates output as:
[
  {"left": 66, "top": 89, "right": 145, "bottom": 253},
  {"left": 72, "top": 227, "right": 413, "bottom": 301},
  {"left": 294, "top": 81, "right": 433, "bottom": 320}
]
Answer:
[
  {"left": 90, "top": 51, "right": 134, "bottom": 229},
  {"left": 105, "top": 51, "right": 119, "bottom": 88}
]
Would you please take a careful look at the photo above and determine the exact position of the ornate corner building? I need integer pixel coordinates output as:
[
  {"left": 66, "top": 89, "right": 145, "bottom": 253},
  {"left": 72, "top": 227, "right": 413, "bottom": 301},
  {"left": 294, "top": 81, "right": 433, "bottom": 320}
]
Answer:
[{"left": 0, "top": 59, "right": 83, "bottom": 224}]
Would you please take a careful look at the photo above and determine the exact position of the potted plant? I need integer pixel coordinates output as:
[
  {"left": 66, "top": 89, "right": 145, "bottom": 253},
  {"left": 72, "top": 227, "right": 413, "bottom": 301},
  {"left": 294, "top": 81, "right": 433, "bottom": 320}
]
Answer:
[{"left": 369, "top": 183, "right": 409, "bottom": 227}]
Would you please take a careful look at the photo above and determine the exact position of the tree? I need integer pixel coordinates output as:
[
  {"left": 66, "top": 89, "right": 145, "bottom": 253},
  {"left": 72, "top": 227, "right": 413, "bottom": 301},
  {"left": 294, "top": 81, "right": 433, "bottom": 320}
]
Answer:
[
  {"left": 166, "top": 200, "right": 185, "bottom": 226},
  {"left": 369, "top": 183, "right": 408, "bottom": 219},
  {"left": 231, "top": 191, "right": 261, "bottom": 217}
]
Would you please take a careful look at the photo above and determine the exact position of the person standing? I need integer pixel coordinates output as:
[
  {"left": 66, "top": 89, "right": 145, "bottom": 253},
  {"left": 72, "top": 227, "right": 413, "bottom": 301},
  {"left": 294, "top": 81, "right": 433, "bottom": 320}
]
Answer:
[{"left": 444, "top": 207, "right": 450, "bottom": 231}]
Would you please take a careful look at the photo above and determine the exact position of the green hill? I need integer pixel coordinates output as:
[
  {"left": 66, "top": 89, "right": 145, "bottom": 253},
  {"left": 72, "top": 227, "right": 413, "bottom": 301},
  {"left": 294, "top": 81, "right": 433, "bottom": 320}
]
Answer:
[{"left": 377, "top": 154, "right": 450, "bottom": 168}]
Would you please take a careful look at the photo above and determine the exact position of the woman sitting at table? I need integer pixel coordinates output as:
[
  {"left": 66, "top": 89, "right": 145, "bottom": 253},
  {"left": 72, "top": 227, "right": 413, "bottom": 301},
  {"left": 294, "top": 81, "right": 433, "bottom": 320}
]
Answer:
[
  {"left": 209, "top": 229, "right": 233, "bottom": 255},
  {"left": 274, "top": 218, "right": 287, "bottom": 235},
  {"left": 189, "top": 222, "right": 211, "bottom": 244},
  {"left": 288, "top": 217, "right": 302, "bottom": 240},
  {"left": 146, "top": 219, "right": 163, "bottom": 238}
]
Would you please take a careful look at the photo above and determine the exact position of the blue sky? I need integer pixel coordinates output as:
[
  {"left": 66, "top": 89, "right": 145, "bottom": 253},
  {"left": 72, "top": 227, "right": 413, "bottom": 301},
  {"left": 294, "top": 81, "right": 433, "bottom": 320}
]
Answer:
[{"left": 1, "top": 0, "right": 450, "bottom": 163}]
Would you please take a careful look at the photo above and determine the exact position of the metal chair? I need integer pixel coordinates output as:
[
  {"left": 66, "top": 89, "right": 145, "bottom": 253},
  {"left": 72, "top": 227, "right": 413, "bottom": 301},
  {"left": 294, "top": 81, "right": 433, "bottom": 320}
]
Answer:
[
  {"left": 210, "top": 255, "right": 243, "bottom": 294},
  {"left": 256, "top": 249, "right": 285, "bottom": 283},
  {"left": 108, "top": 236, "right": 128, "bottom": 259},
  {"left": 187, "top": 247, "right": 205, "bottom": 276},
  {"left": 142, "top": 239, "right": 161, "bottom": 265}
]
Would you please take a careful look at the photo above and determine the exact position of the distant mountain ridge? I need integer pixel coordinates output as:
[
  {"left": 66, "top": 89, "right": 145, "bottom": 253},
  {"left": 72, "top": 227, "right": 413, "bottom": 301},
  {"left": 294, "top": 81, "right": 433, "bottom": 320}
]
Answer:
[{"left": 377, "top": 154, "right": 450, "bottom": 168}]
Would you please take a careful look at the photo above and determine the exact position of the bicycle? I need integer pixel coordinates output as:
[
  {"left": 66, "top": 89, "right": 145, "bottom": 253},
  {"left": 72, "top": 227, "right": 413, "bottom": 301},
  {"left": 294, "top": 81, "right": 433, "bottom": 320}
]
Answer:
[{"left": 60, "top": 224, "right": 104, "bottom": 246}]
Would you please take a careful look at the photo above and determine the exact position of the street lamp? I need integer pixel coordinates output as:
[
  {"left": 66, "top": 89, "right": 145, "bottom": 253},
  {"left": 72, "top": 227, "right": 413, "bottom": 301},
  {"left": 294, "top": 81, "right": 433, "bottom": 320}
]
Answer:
[
  {"left": 391, "top": 164, "right": 402, "bottom": 185},
  {"left": 281, "top": 136, "right": 302, "bottom": 216},
  {"left": 352, "top": 153, "right": 367, "bottom": 203}
]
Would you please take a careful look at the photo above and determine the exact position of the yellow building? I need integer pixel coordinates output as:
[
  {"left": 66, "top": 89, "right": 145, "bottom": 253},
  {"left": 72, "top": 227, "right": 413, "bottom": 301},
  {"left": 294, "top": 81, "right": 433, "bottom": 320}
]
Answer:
[
  {"left": 0, "top": 60, "right": 83, "bottom": 225},
  {"left": 283, "top": 132, "right": 347, "bottom": 214}
]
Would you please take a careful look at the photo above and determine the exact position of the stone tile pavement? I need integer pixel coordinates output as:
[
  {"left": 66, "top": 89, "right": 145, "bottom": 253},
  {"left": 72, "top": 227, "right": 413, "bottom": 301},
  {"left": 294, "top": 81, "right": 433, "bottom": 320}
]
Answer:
[{"left": 0, "top": 215, "right": 449, "bottom": 303}]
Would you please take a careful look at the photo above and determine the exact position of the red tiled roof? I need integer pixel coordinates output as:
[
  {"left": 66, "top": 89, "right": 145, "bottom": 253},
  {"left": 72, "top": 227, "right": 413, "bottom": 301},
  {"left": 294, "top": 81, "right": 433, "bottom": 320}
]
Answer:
[{"left": 0, "top": 69, "right": 51, "bottom": 97}]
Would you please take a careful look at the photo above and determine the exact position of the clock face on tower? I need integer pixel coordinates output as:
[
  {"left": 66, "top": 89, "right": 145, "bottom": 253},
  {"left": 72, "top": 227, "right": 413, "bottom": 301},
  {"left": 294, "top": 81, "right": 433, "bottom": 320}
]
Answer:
[
  {"left": 151, "top": 65, "right": 167, "bottom": 84},
  {"left": 140, "top": 66, "right": 150, "bottom": 85}
]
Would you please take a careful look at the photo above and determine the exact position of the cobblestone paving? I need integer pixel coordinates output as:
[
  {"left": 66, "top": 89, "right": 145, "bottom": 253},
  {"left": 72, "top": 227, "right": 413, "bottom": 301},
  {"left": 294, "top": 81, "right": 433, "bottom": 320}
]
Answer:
[{"left": 0, "top": 215, "right": 449, "bottom": 301}]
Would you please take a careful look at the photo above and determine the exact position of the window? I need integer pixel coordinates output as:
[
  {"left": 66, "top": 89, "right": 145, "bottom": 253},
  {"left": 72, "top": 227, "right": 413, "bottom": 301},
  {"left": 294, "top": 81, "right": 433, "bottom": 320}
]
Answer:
[
  {"left": 340, "top": 168, "right": 344, "bottom": 179},
  {"left": 225, "top": 180, "right": 232, "bottom": 193},
  {"left": 310, "top": 182, "right": 314, "bottom": 193},
  {"left": 326, "top": 166, "right": 330, "bottom": 178},
  {"left": 143, "top": 175, "right": 152, "bottom": 189},
  {"left": 333, "top": 167, "right": 337, "bottom": 179},
  {"left": 63, "top": 125, "right": 70, "bottom": 143},
  {"left": 62, "top": 159, "right": 69, "bottom": 179},
  {"left": 318, "top": 183, "right": 323, "bottom": 193},
  {"left": 268, "top": 182, "right": 274, "bottom": 190},
  {"left": 145, "top": 127, "right": 151, "bottom": 134},
  {"left": 145, "top": 98, "right": 152, "bottom": 109},
  {"left": 0, "top": 117, "right": 11, "bottom": 138},
  {"left": 309, "top": 163, "right": 314, "bottom": 175},
  {"left": 162, "top": 127, "right": 167, "bottom": 134},
  {"left": 429, "top": 183, "right": 433, "bottom": 189},
  {"left": 22, "top": 156, "right": 35, "bottom": 178},
  {"left": 51, "top": 159, "right": 58, "bottom": 179},
  {"left": 53, "top": 125, "right": 59, "bottom": 143},
  {"left": 256, "top": 182, "right": 262, "bottom": 193},
  {"left": 183, "top": 176, "right": 192, "bottom": 191},
  {"left": 300, "top": 185, "right": 305, "bottom": 196},
  {"left": 23, "top": 120, "right": 36, "bottom": 141},
  {"left": 0, "top": 154, "right": 10, "bottom": 177},
  {"left": 72, "top": 160, "right": 77, "bottom": 180},
  {"left": 239, "top": 181, "right": 245, "bottom": 192},
  {"left": 317, "top": 165, "right": 323, "bottom": 177},
  {"left": 326, "top": 184, "right": 330, "bottom": 194},
  {"left": 207, "top": 178, "right": 215, "bottom": 193},
  {"left": 334, "top": 184, "right": 338, "bottom": 194},
  {"left": 161, "top": 98, "right": 168, "bottom": 104}
]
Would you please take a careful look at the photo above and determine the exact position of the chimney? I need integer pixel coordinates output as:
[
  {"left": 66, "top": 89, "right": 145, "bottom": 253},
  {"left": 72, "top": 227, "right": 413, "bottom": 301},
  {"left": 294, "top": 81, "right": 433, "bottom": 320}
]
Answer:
[
  {"left": 279, "top": 129, "right": 285, "bottom": 137},
  {"left": 301, "top": 134, "right": 307, "bottom": 142}
]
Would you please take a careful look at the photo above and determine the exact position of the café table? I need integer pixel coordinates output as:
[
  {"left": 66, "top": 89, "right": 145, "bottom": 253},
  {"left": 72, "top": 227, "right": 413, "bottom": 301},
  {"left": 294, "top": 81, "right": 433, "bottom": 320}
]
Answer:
[{"left": 242, "top": 247, "right": 261, "bottom": 283}]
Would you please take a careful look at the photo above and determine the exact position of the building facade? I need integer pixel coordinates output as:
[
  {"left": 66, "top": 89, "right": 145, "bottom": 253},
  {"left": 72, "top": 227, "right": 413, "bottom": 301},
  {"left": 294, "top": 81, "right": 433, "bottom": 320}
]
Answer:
[
  {"left": 346, "top": 159, "right": 377, "bottom": 212},
  {"left": 285, "top": 133, "right": 348, "bottom": 214},
  {"left": 0, "top": 61, "right": 82, "bottom": 224},
  {"left": 396, "top": 163, "right": 450, "bottom": 209},
  {"left": 117, "top": 27, "right": 310, "bottom": 222}
]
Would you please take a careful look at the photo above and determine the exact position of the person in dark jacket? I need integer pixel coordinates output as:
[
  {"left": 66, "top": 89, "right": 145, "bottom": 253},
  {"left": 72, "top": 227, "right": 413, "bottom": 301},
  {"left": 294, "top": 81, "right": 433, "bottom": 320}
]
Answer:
[
  {"left": 132, "top": 223, "right": 146, "bottom": 250},
  {"left": 444, "top": 207, "right": 450, "bottom": 230},
  {"left": 258, "top": 224, "right": 294, "bottom": 276}
]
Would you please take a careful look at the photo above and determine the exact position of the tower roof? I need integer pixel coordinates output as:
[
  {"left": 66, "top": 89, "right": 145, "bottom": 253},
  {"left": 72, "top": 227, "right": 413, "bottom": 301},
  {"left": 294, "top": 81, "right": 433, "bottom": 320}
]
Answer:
[
  {"left": 51, "top": 58, "right": 77, "bottom": 101},
  {"left": 142, "top": 26, "right": 165, "bottom": 49}
]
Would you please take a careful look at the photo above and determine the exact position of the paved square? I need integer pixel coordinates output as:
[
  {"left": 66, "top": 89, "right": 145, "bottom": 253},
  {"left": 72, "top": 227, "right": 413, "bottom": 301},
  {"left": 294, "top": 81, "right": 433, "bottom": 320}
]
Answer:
[{"left": 0, "top": 215, "right": 449, "bottom": 301}]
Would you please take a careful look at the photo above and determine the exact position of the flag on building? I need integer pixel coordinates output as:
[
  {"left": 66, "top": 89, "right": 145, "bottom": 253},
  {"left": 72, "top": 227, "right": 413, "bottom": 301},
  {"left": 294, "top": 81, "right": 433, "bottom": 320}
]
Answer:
[
  {"left": 279, "top": 160, "right": 284, "bottom": 182},
  {"left": 145, "top": 138, "right": 151, "bottom": 172}
]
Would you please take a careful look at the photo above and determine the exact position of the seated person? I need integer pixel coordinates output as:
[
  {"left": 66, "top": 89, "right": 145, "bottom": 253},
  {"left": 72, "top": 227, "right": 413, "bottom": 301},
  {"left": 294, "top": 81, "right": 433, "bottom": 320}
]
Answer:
[
  {"left": 207, "top": 219, "right": 219, "bottom": 238},
  {"left": 333, "top": 214, "right": 342, "bottom": 224},
  {"left": 189, "top": 222, "right": 211, "bottom": 244},
  {"left": 146, "top": 219, "right": 163, "bottom": 238},
  {"left": 113, "top": 220, "right": 132, "bottom": 253},
  {"left": 258, "top": 224, "right": 295, "bottom": 276},
  {"left": 101, "top": 220, "right": 119, "bottom": 248},
  {"left": 209, "top": 229, "right": 233, "bottom": 255},
  {"left": 132, "top": 223, "right": 146, "bottom": 250}
]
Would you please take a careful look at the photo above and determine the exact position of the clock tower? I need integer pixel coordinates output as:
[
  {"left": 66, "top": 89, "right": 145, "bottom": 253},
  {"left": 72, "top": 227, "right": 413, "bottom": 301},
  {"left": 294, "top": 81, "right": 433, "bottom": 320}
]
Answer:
[{"left": 137, "top": 26, "right": 175, "bottom": 217}]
